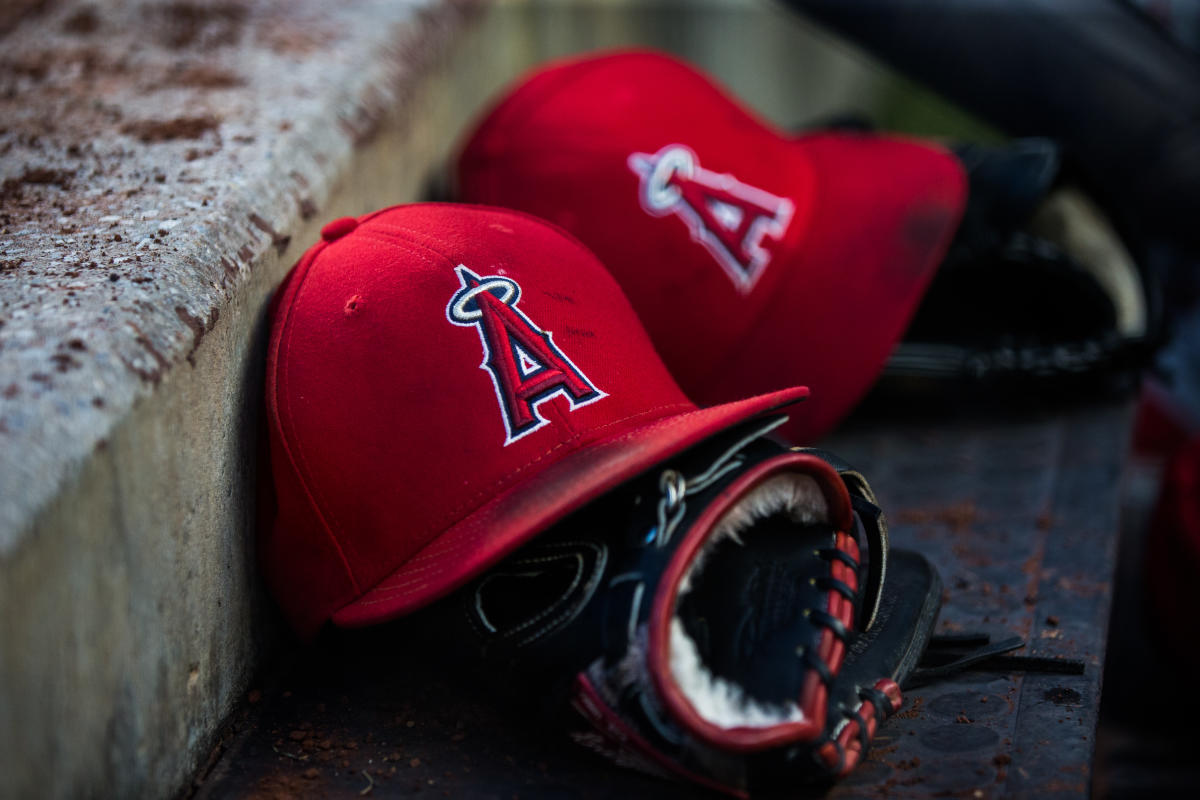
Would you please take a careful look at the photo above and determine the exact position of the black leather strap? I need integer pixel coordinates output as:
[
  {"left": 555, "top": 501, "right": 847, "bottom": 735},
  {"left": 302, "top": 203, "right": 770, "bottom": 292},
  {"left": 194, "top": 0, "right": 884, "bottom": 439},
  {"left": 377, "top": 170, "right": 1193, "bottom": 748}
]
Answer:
[{"left": 792, "top": 446, "right": 888, "bottom": 632}]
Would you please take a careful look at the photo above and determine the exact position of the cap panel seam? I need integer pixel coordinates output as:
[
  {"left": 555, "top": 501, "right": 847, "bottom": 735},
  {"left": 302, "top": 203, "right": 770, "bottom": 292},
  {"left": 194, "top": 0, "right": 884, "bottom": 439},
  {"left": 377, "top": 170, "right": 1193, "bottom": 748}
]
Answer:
[
  {"left": 456, "top": 50, "right": 651, "bottom": 171},
  {"left": 279, "top": 255, "right": 362, "bottom": 584},
  {"left": 365, "top": 205, "right": 617, "bottom": 294},
  {"left": 273, "top": 242, "right": 364, "bottom": 596}
]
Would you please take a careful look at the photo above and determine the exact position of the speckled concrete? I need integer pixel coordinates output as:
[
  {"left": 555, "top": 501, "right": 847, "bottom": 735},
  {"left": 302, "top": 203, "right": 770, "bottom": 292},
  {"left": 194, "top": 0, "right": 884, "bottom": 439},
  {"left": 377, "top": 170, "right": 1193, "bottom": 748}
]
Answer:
[
  {"left": 0, "top": 1, "right": 503, "bottom": 797},
  {"left": 0, "top": 0, "right": 462, "bottom": 550}
]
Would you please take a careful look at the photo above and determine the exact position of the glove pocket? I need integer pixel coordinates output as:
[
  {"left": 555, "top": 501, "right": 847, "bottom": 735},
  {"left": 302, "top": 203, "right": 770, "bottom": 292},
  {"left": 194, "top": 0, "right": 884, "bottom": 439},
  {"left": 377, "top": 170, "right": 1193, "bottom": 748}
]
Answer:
[{"left": 647, "top": 451, "right": 860, "bottom": 752}]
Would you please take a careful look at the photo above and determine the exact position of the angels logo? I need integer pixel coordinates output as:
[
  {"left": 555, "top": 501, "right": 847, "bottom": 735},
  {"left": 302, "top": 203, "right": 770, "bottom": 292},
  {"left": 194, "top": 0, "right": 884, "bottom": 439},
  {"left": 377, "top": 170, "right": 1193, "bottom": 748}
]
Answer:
[
  {"left": 628, "top": 144, "right": 793, "bottom": 293},
  {"left": 447, "top": 265, "right": 605, "bottom": 446}
]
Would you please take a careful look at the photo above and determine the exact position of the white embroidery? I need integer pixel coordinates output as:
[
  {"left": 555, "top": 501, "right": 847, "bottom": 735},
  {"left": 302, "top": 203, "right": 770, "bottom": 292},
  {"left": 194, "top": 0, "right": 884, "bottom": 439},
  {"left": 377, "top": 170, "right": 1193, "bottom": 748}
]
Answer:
[{"left": 628, "top": 144, "right": 793, "bottom": 293}]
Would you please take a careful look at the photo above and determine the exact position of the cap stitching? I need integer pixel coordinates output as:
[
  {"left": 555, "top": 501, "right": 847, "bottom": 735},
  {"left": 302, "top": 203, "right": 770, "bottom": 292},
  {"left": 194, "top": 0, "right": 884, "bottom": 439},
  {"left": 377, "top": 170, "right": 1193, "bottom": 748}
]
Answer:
[
  {"left": 345, "top": 400, "right": 706, "bottom": 603},
  {"left": 314, "top": 228, "right": 691, "bottom": 578},
  {"left": 274, "top": 243, "right": 364, "bottom": 596},
  {"left": 350, "top": 401, "right": 762, "bottom": 602},
  {"left": 419, "top": 396, "right": 694, "bottom": 549},
  {"left": 355, "top": 226, "right": 591, "bottom": 444},
  {"left": 278, "top": 227, "right": 476, "bottom": 604},
  {"left": 380, "top": 383, "right": 806, "bottom": 590},
  {"left": 364, "top": 207, "right": 621, "bottom": 303},
  {"left": 281, "top": 243, "right": 401, "bottom": 574}
]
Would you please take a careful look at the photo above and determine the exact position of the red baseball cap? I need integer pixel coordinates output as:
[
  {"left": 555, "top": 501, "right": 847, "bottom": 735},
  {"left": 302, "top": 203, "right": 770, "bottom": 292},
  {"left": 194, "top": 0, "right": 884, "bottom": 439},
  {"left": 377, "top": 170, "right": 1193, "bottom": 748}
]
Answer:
[
  {"left": 456, "top": 49, "right": 967, "bottom": 441},
  {"left": 263, "top": 203, "right": 808, "bottom": 638}
]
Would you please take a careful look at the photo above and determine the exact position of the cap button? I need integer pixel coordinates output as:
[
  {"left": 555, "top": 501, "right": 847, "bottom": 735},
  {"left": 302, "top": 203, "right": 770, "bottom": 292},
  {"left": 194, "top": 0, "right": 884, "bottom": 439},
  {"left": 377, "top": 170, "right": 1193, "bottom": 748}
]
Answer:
[{"left": 321, "top": 216, "right": 358, "bottom": 242}]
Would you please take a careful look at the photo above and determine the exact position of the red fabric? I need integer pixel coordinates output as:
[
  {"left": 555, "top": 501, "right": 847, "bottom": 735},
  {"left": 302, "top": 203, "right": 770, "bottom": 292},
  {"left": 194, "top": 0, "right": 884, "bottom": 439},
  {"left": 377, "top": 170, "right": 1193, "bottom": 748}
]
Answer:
[
  {"left": 1145, "top": 436, "right": 1200, "bottom": 672},
  {"left": 264, "top": 202, "right": 808, "bottom": 638},
  {"left": 1133, "top": 377, "right": 1200, "bottom": 458},
  {"left": 456, "top": 49, "right": 967, "bottom": 442}
]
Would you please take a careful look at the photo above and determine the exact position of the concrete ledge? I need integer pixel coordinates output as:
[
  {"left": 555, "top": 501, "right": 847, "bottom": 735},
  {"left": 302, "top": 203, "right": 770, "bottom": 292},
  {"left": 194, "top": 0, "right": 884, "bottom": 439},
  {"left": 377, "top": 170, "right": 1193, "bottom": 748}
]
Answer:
[
  {"left": 0, "top": 1, "right": 905, "bottom": 797},
  {"left": 0, "top": 2, "right": 514, "bottom": 797}
]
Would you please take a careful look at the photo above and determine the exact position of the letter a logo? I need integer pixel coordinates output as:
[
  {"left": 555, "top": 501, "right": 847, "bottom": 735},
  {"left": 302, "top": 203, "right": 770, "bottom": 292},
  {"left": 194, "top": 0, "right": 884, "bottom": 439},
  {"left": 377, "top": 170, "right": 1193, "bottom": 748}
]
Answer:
[
  {"left": 628, "top": 144, "right": 793, "bottom": 293},
  {"left": 447, "top": 265, "right": 605, "bottom": 445}
]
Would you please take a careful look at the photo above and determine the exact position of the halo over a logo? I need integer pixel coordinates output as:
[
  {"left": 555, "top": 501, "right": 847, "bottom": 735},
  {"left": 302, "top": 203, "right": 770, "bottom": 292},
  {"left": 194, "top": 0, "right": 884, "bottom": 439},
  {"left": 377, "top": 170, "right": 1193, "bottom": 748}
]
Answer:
[
  {"left": 628, "top": 144, "right": 793, "bottom": 293},
  {"left": 447, "top": 265, "right": 605, "bottom": 445}
]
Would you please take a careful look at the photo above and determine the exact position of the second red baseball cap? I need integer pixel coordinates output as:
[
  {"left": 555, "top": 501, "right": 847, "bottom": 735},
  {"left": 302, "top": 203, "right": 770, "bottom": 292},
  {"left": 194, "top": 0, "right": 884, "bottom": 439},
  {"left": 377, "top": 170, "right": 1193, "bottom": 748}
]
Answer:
[
  {"left": 263, "top": 203, "right": 808, "bottom": 638},
  {"left": 456, "top": 49, "right": 968, "bottom": 441}
]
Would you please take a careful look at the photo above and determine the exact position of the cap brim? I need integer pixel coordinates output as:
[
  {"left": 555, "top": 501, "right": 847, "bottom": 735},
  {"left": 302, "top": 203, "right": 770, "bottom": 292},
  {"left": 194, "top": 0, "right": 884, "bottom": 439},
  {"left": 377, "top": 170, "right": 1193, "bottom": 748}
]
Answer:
[
  {"left": 705, "top": 134, "right": 966, "bottom": 442},
  {"left": 331, "top": 385, "right": 810, "bottom": 628}
]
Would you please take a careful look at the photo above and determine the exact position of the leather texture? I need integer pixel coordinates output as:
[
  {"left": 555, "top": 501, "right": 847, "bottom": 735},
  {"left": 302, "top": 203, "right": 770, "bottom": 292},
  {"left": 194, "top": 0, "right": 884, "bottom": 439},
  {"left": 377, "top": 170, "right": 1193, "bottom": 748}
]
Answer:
[{"left": 409, "top": 420, "right": 941, "bottom": 795}]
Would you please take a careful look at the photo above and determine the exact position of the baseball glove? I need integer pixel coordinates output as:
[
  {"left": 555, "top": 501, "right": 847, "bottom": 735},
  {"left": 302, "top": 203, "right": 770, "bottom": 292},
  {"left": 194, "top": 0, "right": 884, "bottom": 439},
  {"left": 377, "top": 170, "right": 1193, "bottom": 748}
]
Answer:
[
  {"left": 884, "top": 137, "right": 1160, "bottom": 388},
  {"left": 411, "top": 415, "right": 943, "bottom": 795}
]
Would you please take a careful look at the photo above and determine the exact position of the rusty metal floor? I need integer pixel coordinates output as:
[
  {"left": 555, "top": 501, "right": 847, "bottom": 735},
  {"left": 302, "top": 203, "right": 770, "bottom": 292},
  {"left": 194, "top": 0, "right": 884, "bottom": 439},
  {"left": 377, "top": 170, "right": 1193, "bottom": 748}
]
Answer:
[{"left": 191, "top": 395, "right": 1132, "bottom": 799}]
